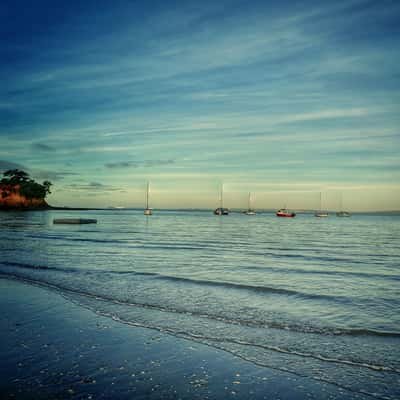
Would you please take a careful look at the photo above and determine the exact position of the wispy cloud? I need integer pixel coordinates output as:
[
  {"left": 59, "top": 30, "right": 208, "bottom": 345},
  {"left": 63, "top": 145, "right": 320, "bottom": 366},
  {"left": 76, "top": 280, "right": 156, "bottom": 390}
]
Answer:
[
  {"left": 64, "top": 182, "right": 121, "bottom": 192},
  {"left": 0, "top": 159, "right": 77, "bottom": 182},
  {"left": 105, "top": 159, "right": 175, "bottom": 169},
  {"left": 31, "top": 142, "right": 55, "bottom": 152},
  {"left": 0, "top": 160, "right": 27, "bottom": 173},
  {"left": 33, "top": 170, "right": 78, "bottom": 181}
]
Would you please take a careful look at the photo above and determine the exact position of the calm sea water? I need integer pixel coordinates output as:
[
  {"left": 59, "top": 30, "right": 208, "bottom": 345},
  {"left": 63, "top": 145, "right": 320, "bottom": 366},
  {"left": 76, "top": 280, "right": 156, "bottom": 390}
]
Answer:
[{"left": 1, "top": 210, "right": 399, "bottom": 399}]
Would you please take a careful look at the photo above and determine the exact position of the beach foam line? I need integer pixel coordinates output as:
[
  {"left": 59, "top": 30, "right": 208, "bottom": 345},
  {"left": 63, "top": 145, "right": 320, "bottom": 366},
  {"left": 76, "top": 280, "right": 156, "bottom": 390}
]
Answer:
[
  {"left": 1, "top": 271, "right": 399, "bottom": 342},
  {"left": 1, "top": 263, "right": 399, "bottom": 338},
  {"left": 67, "top": 300, "right": 400, "bottom": 381},
  {"left": 1, "top": 276, "right": 394, "bottom": 400}
]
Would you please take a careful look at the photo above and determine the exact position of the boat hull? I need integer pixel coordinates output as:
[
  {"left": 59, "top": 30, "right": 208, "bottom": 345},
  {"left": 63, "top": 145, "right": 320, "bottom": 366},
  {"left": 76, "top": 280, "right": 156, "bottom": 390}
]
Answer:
[
  {"left": 214, "top": 208, "right": 229, "bottom": 215},
  {"left": 243, "top": 209, "right": 256, "bottom": 215},
  {"left": 276, "top": 210, "right": 296, "bottom": 217}
]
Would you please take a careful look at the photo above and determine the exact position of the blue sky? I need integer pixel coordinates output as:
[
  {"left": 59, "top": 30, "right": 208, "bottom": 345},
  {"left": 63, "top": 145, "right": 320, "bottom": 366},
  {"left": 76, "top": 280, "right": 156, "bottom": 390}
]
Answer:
[{"left": 0, "top": 0, "right": 399, "bottom": 210}]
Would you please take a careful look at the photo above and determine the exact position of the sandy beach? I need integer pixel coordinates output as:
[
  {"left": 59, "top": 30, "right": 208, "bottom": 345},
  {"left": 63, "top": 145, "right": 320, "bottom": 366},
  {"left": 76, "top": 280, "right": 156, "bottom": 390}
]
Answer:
[{"left": 0, "top": 277, "right": 372, "bottom": 400}]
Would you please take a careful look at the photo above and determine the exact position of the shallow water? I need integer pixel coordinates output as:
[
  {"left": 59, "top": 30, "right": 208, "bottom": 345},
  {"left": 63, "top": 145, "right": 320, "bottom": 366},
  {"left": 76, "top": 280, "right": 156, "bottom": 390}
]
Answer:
[{"left": 1, "top": 210, "right": 399, "bottom": 399}]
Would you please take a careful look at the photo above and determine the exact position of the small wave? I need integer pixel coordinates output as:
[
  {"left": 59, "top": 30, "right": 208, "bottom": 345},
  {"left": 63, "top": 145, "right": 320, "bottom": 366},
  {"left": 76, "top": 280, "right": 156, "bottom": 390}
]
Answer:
[
  {"left": 5, "top": 272, "right": 398, "bottom": 379},
  {"left": 0, "top": 261, "right": 130, "bottom": 276},
  {"left": 1, "top": 272, "right": 399, "bottom": 340},
  {"left": 20, "top": 233, "right": 127, "bottom": 245},
  {"left": 0, "top": 261, "right": 384, "bottom": 306},
  {"left": 67, "top": 237, "right": 126, "bottom": 244},
  {"left": 240, "top": 265, "right": 400, "bottom": 281},
  {"left": 0, "top": 261, "right": 167, "bottom": 278},
  {"left": 153, "top": 274, "right": 352, "bottom": 303},
  {"left": 0, "top": 261, "right": 71, "bottom": 272}
]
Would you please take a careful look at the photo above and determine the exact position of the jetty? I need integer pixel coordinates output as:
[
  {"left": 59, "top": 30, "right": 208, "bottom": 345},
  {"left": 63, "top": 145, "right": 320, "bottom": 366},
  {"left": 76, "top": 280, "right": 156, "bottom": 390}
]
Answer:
[{"left": 53, "top": 218, "right": 97, "bottom": 224}]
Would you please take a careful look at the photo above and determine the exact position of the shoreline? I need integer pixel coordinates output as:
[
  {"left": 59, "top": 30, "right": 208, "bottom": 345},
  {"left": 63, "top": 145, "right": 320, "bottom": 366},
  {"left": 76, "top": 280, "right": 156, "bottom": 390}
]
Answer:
[{"left": 0, "top": 277, "right": 369, "bottom": 399}]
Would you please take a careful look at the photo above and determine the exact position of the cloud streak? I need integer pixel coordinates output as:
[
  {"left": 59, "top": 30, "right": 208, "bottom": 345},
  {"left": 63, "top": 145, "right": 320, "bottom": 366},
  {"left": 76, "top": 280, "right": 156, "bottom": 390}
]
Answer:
[
  {"left": 105, "top": 159, "right": 175, "bottom": 169},
  {"left": 0, "top": 160, "right": 27, "bottom": 173},
  {"left": 31, "top": 142, "right": 55, "bottom": 152}
]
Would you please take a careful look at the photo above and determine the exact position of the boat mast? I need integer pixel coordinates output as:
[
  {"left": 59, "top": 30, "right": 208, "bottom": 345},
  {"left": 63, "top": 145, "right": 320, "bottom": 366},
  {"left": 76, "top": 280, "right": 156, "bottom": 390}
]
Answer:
[
  {"left": 248, "top": 192, "right": 251, "bottom": 210},
  {"left": 220, "top": 184, "right": 223, "bottom": 209},
  {"left": 146, "top": 181, "right": 149, "bottom": 209},
  {"left": 319, "top": 192, "right": 322, "bottom": 212}
]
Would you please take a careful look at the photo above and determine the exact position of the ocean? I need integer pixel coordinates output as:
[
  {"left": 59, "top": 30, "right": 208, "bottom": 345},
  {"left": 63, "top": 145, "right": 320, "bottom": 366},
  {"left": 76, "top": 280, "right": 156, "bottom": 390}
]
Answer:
[{"left": 1, "top": 210, "right": 399, "bottom": 399}]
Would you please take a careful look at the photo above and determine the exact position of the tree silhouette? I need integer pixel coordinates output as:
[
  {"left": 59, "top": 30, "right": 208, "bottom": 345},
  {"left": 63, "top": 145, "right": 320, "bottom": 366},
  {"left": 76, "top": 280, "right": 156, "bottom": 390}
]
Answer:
[
  {"left": 3, "top": 169, "right": 30, "bottom": 184},
  {"left": 0, "top": 170, "right": 52, "bottom": 200},
  {"left": 43, "top": 180, "right": 52, "bottom": 195}
]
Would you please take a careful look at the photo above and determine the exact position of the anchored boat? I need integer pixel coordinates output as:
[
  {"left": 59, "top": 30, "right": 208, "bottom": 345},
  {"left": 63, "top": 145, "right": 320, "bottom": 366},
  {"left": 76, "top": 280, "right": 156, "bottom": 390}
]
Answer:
[
  {"left": 214, "top": 207, "right": 229, "bottom": 215},
  {"left": 243, "top": 192, "right": 256, "bottom": 215},
  {"left": 336, "top": 193, "right": 350, "bottom": 217},
  {"left": 144, "top": 181, "right": 153, "bottom": 215},
  {"left": 276, "top": 209, "right": 296, "bottom": 218},
  {"left": 315, "top": 192, "right": 328, "bottom": 217},
  {"left": 214, "top": 184, "right": 229, "bottom": 215}
]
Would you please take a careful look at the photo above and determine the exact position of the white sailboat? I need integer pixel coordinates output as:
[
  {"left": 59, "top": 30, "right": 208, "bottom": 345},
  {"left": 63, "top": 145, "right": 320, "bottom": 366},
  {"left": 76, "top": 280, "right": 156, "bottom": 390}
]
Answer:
[
  {"left": 214, "top": 184, "right": 229, "bottom": 215},
  {"left": 336, "top": 192, "right": 350, "bottom": 217},
  {"left": 315, "top": 192, "right": 328, "bottom": 217},
  {"left": 144, "top": 181, "right": 153, "bottom": 215},
  {"left": 244, "top": 192, "right": 256, "bottom": 215}
]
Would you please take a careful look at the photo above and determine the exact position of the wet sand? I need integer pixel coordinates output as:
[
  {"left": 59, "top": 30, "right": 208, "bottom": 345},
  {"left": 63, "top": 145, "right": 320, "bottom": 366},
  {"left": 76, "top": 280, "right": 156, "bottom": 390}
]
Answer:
[{"left": 0, "top": 278, "right": 369, "bottom": 399}]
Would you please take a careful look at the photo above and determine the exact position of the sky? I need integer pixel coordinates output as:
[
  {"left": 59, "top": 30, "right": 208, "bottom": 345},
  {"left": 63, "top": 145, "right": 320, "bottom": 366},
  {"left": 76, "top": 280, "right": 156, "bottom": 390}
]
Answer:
[{"left": 0, "top": 0, "right": 399, "bottom": 211}]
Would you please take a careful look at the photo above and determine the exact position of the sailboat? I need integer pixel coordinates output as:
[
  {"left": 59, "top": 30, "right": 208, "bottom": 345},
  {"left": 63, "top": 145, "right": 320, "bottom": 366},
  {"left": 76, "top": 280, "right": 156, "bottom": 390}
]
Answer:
[
  {"left": 144, "top": 181, "right": 153, "bottom": 215},
  {"left": 276, "top": 203, "right": 296, "bottom": 217},
  {"left": 214, "top": 184, "right": 229, "bottom": 215},
  {"left": 243, "top": 192, "right": 256, "bottom": 215},
  {"left": 336, "top": 193, "right": 350, "bottom": 217},
  {"left": 315, "top": 192, "right": 328, "bottom": 217}
]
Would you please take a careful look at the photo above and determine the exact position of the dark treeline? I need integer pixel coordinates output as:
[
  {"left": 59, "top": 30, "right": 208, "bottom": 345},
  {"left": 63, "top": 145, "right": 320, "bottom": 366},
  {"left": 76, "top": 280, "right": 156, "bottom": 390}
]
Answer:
[{"left": 0, "top": 169, "right": 52, "bottom": 200}]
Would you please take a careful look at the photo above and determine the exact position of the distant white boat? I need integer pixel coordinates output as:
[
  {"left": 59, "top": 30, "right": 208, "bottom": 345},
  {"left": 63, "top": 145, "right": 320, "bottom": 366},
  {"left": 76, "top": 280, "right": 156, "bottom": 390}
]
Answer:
[
  {"left": 243, "top": 192, "right": 256, "bottom": 215},
  {"left": 144, "top": 181, "right": 153, "bottom": 215},
  {"left": 315, "top": 192, "right": 328, "bottom": 217},
  {"left": 214, "top": 184, "right": 229, "bottom": 215},
  {"left": 336, "top": 193, "right": 350, "bottom": 217}
]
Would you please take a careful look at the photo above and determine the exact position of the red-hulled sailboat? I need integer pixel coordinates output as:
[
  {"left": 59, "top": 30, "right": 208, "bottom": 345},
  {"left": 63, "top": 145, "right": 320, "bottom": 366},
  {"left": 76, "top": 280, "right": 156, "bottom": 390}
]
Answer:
[{"left": 276, "top": 209, "right": 296, "bottom": 217}]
